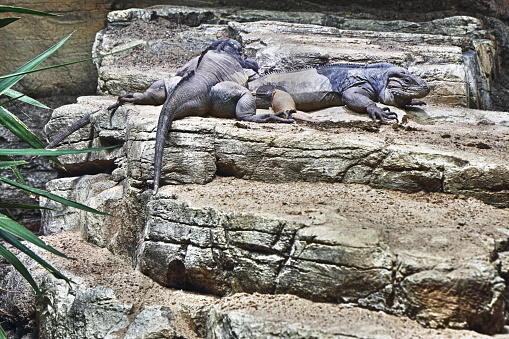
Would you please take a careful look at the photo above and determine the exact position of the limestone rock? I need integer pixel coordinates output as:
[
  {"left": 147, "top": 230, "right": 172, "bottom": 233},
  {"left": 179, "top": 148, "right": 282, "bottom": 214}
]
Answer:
[
  {"left": 44, "top": 100, "right": 509, "bottom": 208},
  {"left": 37, "top": 275, "right": 132, "bottom": 339},
  {"left": 207, "top": 293, "right": 492, "bottom": 339},
  {"left": 40, "top": 174, "right": 118, "bottom": 235},
  {"left": 130, "top": 184, "right": 509, "bottom": 333},
  {"left": 394, "top": 261, "right": 506, "bottom": 333},
  {"left": 2, "top": 232, "right": 497, "bottom": 338}
]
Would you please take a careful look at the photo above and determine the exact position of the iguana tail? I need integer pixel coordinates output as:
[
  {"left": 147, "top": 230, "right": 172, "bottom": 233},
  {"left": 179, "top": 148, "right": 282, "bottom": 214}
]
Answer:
[
  {"left": 152, "top": 100, "right": 174, "bottom": 193},
  {"left": 46, "top": 109, "right": 100, "bottom": 149}
]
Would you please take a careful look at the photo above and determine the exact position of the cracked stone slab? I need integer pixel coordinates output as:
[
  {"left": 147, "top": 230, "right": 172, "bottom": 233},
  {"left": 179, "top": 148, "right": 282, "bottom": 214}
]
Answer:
[
  {"left": 2, "top": 231, "right": 496, "bottom": 338},
  {"left": 39, "top": 169, "right": 509, "bottom": 334},
  {"left": 119, "top": 105, "right": 509, "bottom": 207},
  {"left": 44, "top": 98, "right": 509, "bottom": 207},
  {"left": 129, "top": 182, "right": 509, "bottom": 333}
]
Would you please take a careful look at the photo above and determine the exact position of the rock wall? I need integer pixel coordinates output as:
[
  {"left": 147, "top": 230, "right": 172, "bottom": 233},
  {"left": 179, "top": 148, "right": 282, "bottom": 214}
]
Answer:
[
  {"left": 3, "top": 4, "right": 509, "bottom": 338},
  {"left": 0, "top": 231, "right": 496, "bottom": 338},
  {"left": 37, "top": 92, "right": 509, "bottom": 334}
]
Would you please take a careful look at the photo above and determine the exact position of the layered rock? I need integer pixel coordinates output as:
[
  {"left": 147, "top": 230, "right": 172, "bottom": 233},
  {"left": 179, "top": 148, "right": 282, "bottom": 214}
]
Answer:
[
  {"left": 36, "top": 173, "right": 509, "bottom": 334},
  {"left": 32, "top": 5, "right": 509, "bottom": 337},
  {"left": 0, "top": 231, "right": 496, "bottom": 338}
]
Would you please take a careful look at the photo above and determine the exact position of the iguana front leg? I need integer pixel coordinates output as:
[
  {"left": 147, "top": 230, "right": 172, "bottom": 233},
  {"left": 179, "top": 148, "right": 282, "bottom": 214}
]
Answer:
[{"left": 342, "top": 87, "right": 398, "bottom": 123}]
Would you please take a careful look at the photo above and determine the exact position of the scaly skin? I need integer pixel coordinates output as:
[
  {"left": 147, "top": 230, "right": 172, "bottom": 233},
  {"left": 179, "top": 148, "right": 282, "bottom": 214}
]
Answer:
[
  {"left": 249, "top": 62, "right": 430, "bottom": 122},
  {"left": 46, "top": 39, "right": 258, "bottom": 149},
  {"left": 152, "top": 40, "right": 293, "bottom": 192}
]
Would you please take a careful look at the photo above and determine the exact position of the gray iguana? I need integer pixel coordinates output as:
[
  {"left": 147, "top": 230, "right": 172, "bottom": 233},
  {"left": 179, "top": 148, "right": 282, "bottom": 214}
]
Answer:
[
  {"left": 149, "top": 39, "right": 293, "bottom": 191},
  {"left": 45, "top": 39, "right": 260, "bottom": 149},
  {"left": 46, "top": 39, "right": 290, "bottom": 193},
  {"left": 249, "top": 62, "right": 430, "bottom": 122}
]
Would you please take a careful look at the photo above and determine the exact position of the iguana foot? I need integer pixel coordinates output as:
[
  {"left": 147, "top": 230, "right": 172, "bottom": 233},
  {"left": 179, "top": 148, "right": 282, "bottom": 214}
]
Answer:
[
  {"left": 367, "top": 106, "right": 399, "bottom": 123},
  {"left": 274, "top": 109, "right": 296, "bottom": 120}
]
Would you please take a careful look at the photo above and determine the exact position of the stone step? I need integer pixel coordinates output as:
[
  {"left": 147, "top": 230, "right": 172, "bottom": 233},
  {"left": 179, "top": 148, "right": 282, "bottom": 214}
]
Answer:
[
  {"left": 1, "top": 231, "right": 495, "bottom": 338},
  {"left": 39, "top": 173, "right": 509, "bottom": 334},
  {"left": 44, "top": 97, "right": 509, "bottom": 208}
]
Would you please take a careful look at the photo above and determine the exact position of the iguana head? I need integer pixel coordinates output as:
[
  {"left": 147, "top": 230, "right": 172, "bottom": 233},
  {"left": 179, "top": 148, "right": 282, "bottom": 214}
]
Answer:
[{"left": 381, "top": 67, "right": 430, "bottom": 107}]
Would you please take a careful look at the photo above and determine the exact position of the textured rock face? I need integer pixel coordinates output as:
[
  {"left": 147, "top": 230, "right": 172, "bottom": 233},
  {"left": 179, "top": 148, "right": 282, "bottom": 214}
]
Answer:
[
  {"left": 47, "top": 99, "right": 508, "bottom": 207},
  {"left": 29, "top": 5, "right": 509, "bottom": 337},
  {"left": 1, "top": 232, "right": 496, "bottom": 339},
  {"left": 139, "top": 196, "right": 393, "bottom": 302},
  {"left": 38, "top": 175, "right": 509, "bottom": 334}
]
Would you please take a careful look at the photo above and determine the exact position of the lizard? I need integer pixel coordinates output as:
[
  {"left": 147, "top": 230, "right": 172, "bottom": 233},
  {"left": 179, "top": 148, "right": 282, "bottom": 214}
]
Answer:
[
  {"left": 46, "top": 39, "right": 292, "bottom": 192},
  {"left": 150, "top": 39, "right": 294, "bottom": 191},
  {"left": 45, "top": 39, "right": 260, "bottom": 149},
  {"left": 249, "top": 62, "right": 430, "bottom": 122}
]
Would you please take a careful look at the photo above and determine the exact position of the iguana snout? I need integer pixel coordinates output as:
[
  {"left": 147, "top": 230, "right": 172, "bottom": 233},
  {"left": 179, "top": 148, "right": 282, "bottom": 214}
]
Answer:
[{"left": 384, "top": 67, "right": 430, "bottom": 106}]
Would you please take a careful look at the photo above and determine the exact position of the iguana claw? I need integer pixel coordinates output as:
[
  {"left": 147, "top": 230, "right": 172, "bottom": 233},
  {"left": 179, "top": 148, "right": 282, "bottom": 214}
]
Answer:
[{"left": 367, "top": 106, "right": 399, "bottom": 123}]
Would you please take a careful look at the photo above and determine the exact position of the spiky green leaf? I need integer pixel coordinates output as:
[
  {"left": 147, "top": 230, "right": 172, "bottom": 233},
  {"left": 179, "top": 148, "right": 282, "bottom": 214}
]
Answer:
[
  {"left": 0, "top": 6, "right": 57, "bottom": 16},
  {"left": 0, "top": 145, "right": 120, "bottom": 156},
  {"left": 0, "top": 160, "right": 28, "bottom": 168},
  {"left": 0, "top": 106, "right": 46, "bottom": 148},
  {"left": 0, "top": 203, "right": 52, "bottom": 210},
  {"left": 0, "top": 32, "right": 73, "bottom": 96},
  {"left": 0, "top": 155, "right": 26, "bottom": 185},
  {"left": 0, "top": 212, "right": 70, "bottom": 258},
  {"left": 0, "top": 229, "right": 71, "bottom": 283},
  {"left": 0, "top": 242, "right": 43, "bottom": 298},
  {"left": 0, "top": 106, "right": 62, "bottom": 166},
  {"left": 0, "top": 177, "right": 110, "bottom": 216},
  {"left": 0, "top": 44, "right": 139, "bottom": 82},
  {"left": 0, "top": 17, "right": 19, "bottom": 28},
  {"left": 2, "top": 89, "right": 50, "bottom": 109}
]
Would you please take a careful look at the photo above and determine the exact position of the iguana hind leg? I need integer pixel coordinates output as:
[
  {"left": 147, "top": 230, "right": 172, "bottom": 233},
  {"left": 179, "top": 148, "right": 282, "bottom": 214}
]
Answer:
[{"left": 210, "top": 82, "right": 294, "bottom": 123}]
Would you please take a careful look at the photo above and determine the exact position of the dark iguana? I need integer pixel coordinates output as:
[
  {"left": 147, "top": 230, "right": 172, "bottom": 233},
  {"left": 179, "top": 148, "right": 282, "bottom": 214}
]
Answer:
[
  {"left": 249, "top": 62, "right": 430, "bottom": 122},
  {"left": 45, "top": 39, "right": 260, "bottom": 149},
  {"left": 138, "top": 39, "right": 293, "bottom": 192}
]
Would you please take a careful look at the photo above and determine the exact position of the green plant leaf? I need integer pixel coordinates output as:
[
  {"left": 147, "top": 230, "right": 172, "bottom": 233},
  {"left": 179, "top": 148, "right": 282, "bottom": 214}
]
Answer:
[
  {"left": 0, "top": 32, "right": 73, "bottom": 97},
  {"left": 0, "top": 17, "right": 19, "bottom": 28},
  {"left": 0, "top": 229, "right": 71, "bottom": 283},
  {"left": 0, "top": 212, "right": 70, "bottom": 258},
  {"left": 0, "top": 324, "right": 6, "bottom": 339},
  {"left": 0, "top": 5, "right": 57, "bottom": 16},
  {"left": 0, "top": 177, "right": 110, "bottom": 216},
  {"left": 0, "top": 155, "right": 26, "bottom": 185},
  {"left": 0, "top": 203, "right": 52, "bottom": 210},
  {"left": 0, "top": 106, "right": 46, "bottom": 148},
  {"left": 0, "top": 145, "right": 120, "bottom": 156},
  {"left": 0, "top": 160, "right": 28, "bottom": 168},
  {"left": 0, "top": 106, "right": 62, "bottom": 166},
  {"left": 2, "top": 88, "right": 50, "bottom": 109},
  {"left": 0, "top": 44, "right": 139, "bottom": 81},
  {"left": 0, "top": 242, "right": 43, "bottom": 298}
]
